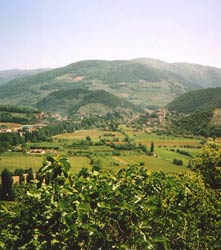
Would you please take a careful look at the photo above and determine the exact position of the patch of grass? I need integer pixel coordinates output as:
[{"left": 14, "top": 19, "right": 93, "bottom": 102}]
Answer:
[
  {"left": 0, "top": 152, "right": 44, "bottom": 172},
  {"left": 120, "top": 154, "right": 190, "bottom": 173},
  {"left": 125, "top": 131, "right": 201, "bottom": 147},
  {"left": 54, "top": 130, "right": 124, "bottom": 142},
  {"left": 68, "top": 156, "right": 91, "bottom": 173},
  {"left": 155, "top": 148, "right": 191, "bottom": 165}
]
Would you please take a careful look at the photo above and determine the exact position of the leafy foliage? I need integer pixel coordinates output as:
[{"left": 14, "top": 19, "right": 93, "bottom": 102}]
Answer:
[
  {"left": 0, "top": 157, "right": 220, "bottom": 249},
  {"left": 190, "top": 144, "right": 221, "bottom": 189}
]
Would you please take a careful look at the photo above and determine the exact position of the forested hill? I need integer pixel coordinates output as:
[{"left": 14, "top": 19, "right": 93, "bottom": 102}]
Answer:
[
  {"left": 167, "top": 87, "right": 221, "bottom": 113},
  {"left": 36, "top": 88, "right": 143, "bottom": 115},
  {"left": 1, "top": 58, "right": 221, "bottom": 109},
  {"left": 166, "top": 88, "right": 221, "bottom": 136}
]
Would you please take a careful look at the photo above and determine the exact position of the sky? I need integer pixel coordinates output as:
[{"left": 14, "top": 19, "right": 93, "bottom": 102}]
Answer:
[{"left": 0, "top": 0, "right": 220, "bottom": 70}]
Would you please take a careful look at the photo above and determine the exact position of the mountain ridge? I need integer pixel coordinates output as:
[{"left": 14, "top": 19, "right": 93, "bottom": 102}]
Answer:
[{"left": 1, "top": 58, "right": 221, "bottom": 110}]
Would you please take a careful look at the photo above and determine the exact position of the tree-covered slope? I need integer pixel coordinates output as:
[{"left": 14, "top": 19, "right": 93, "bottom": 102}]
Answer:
[
  {"left": 0, "top": 105, "right": 39, "bottom": 124},
  {"left": 166, "top": 88, "right": 221, "bottom": 136},
  {"left": 1, "top": 58, "right": 221, "bottom": 108},
  {"left": 167, "top": 87, "right": 221, "bottom": 113},
  {"left": 36, "top": 88, "right": 143, "bottom": 115}
]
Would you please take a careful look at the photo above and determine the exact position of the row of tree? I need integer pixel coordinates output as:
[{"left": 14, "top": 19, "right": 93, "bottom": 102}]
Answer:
[{"left": 0, "top": 121, "right": 77, "bottom": 153}]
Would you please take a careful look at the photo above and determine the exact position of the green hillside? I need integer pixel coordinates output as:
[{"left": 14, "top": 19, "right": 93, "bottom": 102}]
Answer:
[
  {"left": 166, "top": 88, "right": 221, "bottom": 136},
  {"left": 167, "top": 87, "right": 221, "bottom": 113},
  {"left": 1, "top": 58, "right": 221, "bottom": 109},
  {"left": 36, "top": 88, "right": 143, "bottom": 115}
]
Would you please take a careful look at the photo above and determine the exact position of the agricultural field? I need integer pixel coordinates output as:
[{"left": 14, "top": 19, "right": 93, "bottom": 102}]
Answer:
[
  {"left": 127, "top": 131, "right": 202, "bottom": 146},
  {"left": 119, "top": 154, "right": 189, "bottom": 172},
  {"left": 0, "top": 127, "right": 206, "bottom": 174},
  {"left": 123, "top": 129, "right": 203, "bottom": 165},
  {"left": 0, "top": 152, "right": 44, "bottom": 172},
  {"left": 68, "top": 156, "right": 91, "bottom": 173},
  {"left": 54, "top": 129, "right": 124, "bottom": 142}
]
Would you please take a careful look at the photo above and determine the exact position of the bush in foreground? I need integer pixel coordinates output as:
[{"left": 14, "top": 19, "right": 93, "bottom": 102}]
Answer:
[{"left": 0, "top": 156, "right": 220, "bottom": 249}]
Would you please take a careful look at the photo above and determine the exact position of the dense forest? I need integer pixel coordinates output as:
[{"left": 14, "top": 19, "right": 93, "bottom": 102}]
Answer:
[{"left": 166, "top": 110, "right": 218, "bottom": 137}]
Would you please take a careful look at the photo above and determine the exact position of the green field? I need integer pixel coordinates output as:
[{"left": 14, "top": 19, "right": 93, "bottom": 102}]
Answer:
[
  {"left": 68, "top": 156, "right": 91, "bottom": 173},
  {"left": 128, "top": 131, "right": 201, "bottom": 146},
  {"left": 120, "top": 154, "right": 190, "bottom": 172},
  {"left": 124, "top": 130, "right": 202, "bottom": 166},
  {"left": 0, "top": 129, "right": 204, "bottom": 174},
  {"left": 0, "top": 153, "right": 91, "bottom": 174},
  {"left": 54, "top": 130, "right": 124, "bottom": 142},
  {"left": 0, "top": 152, "right": 44, "bottom": 172}
]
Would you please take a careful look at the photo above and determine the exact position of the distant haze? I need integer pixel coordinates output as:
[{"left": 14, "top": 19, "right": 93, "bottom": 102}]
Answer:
[{"left": 0, "top": 0, "right": 220, "bottom": 70}]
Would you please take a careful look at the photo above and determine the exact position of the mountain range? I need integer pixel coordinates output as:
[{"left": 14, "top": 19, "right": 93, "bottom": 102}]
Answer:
[{"left": 0, "top": 58, "right": 221, "bottom": 114}]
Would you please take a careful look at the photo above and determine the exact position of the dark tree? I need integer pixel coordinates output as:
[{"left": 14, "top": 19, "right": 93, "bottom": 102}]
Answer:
[
  {"left": 26, "top": 168, "right": 34, "bottom": 183},
  {"left": 150, "top": 141, "right": 154, "bottom": 153},
  {"left": 1, "top": 168, "right": 14, "bottom": 200}
]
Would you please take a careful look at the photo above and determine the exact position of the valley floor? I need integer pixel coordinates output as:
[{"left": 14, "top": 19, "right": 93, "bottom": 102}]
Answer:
[{"left": 0, "top": 126, "right": 205, "bottom": 174}]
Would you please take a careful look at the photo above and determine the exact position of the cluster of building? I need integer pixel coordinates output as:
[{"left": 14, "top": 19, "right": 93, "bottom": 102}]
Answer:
[{"left": 0, "top": 124, "right": 46, "bottom": 134}]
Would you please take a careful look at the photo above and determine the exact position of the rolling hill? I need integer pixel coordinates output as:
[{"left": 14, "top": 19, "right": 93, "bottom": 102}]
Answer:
[
  {"left": 36, "top": 88, "right": 143, "bottom": 115},
  {"left": 0, "top": 58, "right": 221, "bottom": 110},
  {"left": 166, "top": 88, "right": 221, "bottom": 136},
  {"left": 167, "top": 87, "right": 221, "bottom": 113}
]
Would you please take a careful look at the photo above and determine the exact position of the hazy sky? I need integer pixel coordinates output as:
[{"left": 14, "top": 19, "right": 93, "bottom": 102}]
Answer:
[{"left": 0, "top": 0, "right": 220, "bottom": 70}]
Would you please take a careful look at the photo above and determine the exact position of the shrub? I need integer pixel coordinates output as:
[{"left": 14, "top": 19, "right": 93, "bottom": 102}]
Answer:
[
  {"left": 112, "top": 151, "right": 120, "bottom": 156},
  {"left": 173, "top": 158, "right": 183, "bottom": 165},
  {"left": 1, "top": 158, "right": 220, "bottom": 249},
  {"left": 190, "top": 144, "right": 221, "bottom": 189}
]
